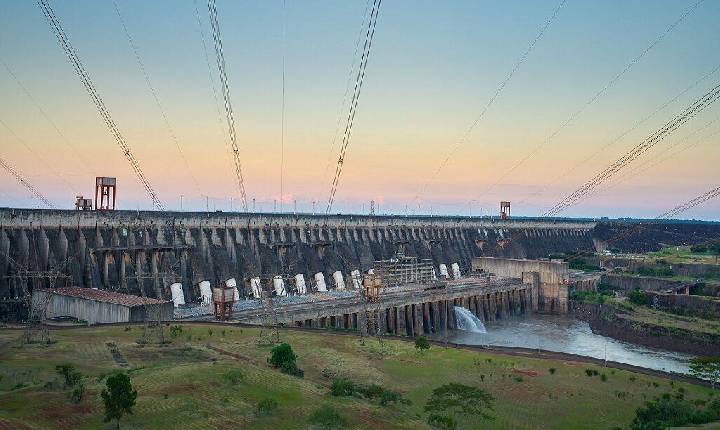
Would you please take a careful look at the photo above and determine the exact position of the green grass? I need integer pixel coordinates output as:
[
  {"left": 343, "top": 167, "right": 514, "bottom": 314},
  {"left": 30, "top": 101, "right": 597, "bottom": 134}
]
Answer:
[{"left": 0, "top": 324, "right": 715, "bottom": 430}]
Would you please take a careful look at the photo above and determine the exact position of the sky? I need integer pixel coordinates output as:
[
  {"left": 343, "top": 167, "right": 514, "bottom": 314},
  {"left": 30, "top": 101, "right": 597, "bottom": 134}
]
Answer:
[{"left": 1, "top": 0, "right": 719, "bottom": 220}]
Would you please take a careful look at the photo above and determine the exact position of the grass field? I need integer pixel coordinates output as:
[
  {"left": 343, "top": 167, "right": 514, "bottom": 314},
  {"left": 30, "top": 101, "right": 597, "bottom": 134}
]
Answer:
[{"left": 0, "top": 324, "right": 716, "bottom": 430}]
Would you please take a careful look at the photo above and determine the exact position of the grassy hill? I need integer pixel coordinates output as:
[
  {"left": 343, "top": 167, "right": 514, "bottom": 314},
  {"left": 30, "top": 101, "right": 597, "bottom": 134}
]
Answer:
[{"left": 0, "top": 324, "right": 714, "bottom": 429}]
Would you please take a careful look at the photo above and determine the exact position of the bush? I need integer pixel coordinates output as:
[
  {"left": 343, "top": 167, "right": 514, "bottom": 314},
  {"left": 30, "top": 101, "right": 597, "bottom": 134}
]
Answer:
[
  {"left": 308, "top": 405, "right": 346, "bottom": 429},
  {"left": 585, "top": 369, "right": 594, "bottom": 377},
  {"left": 269, "top": 343, "right": 303, "bottom": 377},
  {"left": 415, "top": 336, "right": 431, "bottom": 352},
  {"left": 70, "top": 381, "right": 85, "bottom": 403},
  {"left": 380, "top": 390, "right": 401, "bottom": 406},
  {"left": 548, "top": 368, "right": 556, "bottom": 375},
  {"left": 256, "top": 398, "right": 278, "bottom": 416},
  {"left": 601, "top": 373, "right": 608, "bottom": 382},
  {"left": 223, "top": 369, "right": 245, "bottom": 386},
  {"left": 56, "top": 364, "right": 82, "bottom": 388},
  {"left": 169, "top": 325, "right": 183, "bottom": 337},
  {"left": 628, "top": 289, "right": 647, "bottom": 306},
  {"left": 330, "top": 378, "right": 355, "bottom": 397}
]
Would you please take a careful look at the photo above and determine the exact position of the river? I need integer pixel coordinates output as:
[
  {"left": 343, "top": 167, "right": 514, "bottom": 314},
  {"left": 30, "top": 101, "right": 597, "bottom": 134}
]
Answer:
[{"left": 446, "top": 313, "right": 693, "bottom": 375}]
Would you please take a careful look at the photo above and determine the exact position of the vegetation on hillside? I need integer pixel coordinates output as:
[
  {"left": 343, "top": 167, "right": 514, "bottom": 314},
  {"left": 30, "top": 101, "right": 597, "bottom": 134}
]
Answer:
[{"left": 0, "top": 325, "right": 716, "bottom": 429}]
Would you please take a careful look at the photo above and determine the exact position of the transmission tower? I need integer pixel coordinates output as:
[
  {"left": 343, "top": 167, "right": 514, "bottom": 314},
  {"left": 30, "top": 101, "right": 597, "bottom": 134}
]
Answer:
[{"left": 19, "top": 269, "right": 70, "bottom": 345}]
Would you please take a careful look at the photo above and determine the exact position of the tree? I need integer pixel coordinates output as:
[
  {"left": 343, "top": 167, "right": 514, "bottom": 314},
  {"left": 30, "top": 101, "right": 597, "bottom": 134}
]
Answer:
[
  {"left": 101, "top": 372, "right": 137, "bottom": 429},
  {"left": 415, "top": 336, "right": 430, "bottom": 353},
  {"left": 424, "top": 383, "right": 494, "bottom": 428},
  {"left": 690, "top": 356, "right": 720, "bottom": 389}
]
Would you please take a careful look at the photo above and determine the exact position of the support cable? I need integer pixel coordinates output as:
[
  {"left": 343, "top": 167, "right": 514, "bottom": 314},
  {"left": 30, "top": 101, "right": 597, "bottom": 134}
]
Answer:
[
  {"left": 326, "top": 0, "right": 382, "bottom": 214},
  {"left": 37, "top": 0, "right": 164, "bottom": 210},
  {"left": 207, "top": 0, "right": 249, "bottom": 211}
]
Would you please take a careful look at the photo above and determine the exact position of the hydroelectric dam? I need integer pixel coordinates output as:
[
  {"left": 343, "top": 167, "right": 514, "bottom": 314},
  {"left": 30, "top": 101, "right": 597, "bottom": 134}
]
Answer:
[{"left": 3, "top": 208, "right": 720, "bottom": 329}]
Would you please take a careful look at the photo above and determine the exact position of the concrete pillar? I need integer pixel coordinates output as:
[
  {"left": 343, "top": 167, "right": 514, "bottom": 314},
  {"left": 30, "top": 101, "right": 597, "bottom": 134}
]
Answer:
[
  {"left": 423, "top": 302, "right": 431, "bottom": 334},
  {"left": 430, "top": 301, "right": 440, "bottom": 333},
  {"left": 439, "top": 300, "right": 447, "bottom": 334},
  {"left": 397, "top": 306, "right": 406, "bottom": 336},
  {"left": 378, "top": 308, "right": 387, "bottom": 335},
  {"left": 414, "top": 304, "right": 423, "bottom": 336},
  {"left": 388, "top": 307, "right": 396, "bottom": 335}
]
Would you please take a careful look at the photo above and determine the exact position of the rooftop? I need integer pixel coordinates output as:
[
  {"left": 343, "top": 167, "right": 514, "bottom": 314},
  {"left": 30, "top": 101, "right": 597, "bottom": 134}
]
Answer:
[{"left": 36, "top": 287, "right": 169, "bottom": 307}]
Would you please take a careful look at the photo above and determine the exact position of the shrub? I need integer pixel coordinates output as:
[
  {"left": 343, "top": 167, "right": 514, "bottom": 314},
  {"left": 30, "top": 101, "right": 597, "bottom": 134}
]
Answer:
[
  {"left": 70, "top": 381, "right": 85, "bottom": 403},
  {"left": 169, "top": 325, "right": 183, "bottom": 337},
  {"left": 308, "top": 405, "right": 346, "bottom": 429},
  {"left": 585, "top": 369, "right": 594, "bottom": 377},
  {"left": 330, "top": 378, "right": 355, "bottom": 397},
  {"left": 415, "top": 336, "right": 431, "bottom": 352},
  {"left": 601, "top": 373, "right": 608, "bottom": 382},
  {"left": 628, "top": 289, "right": 647, "bottom": 306},
  {"left": 55, "top": 364, "right": 82, "bottom": 388},
  {"left": 548, "top": 368, "right": 556, "bottom": 375},
  {"left": 269, "top": 343, "right": 303, "bottom": 377},
  {"left": 256, "top": 398, "right": 279, "bottom": 416},
  {"left": 380, "top": 390, "right": 401, "bottom": 406},
  {"left": 224, "top": 369, "right": 244, "bottom": 386}
]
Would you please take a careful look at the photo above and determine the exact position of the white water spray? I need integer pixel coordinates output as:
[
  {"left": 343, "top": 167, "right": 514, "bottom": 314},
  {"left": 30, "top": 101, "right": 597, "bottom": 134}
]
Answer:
[{"left": 454, "top": 306, "right": 487, "bottom": 333}]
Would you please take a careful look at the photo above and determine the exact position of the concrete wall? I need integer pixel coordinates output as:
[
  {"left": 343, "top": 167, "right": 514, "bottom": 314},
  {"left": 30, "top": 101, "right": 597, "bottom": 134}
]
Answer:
[
  {"left": 0, "top": 209, "right": 595, "bottom": 302},
  {"left": 472, "top": 257, "right": 569, "bottom": 313}
]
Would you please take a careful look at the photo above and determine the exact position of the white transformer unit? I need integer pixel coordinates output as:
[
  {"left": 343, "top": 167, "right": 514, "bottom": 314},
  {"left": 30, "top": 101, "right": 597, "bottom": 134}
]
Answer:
[
  {"left": 295, "top": 274, "right": 307, "bottom": 294},
  {"left": 273, "top": 275, "right": 287, "bottom": 296},
  {"left": 439, "top": 264, "right": 449, "bottom": 278},
  {"left": 314, "top": 272, "right": 328, "bottom": 292},
  {"left": 350, "top": 270, "right": 362, "bottom": 289},
  {"left": 225, "top": 278, "right": 240, "bottom": 301},
  {"left": 170, "top": 283, "right": 185, "bottom": 307},
  {"left": 250, "top": 277, "right": 262, "bottom": 299},
  {"left": 199, "top": 280, "right": 212, "bottom": 305},
  {"left": 431, "top": 267, "right": 438, "bottom": 281},
  {"left": 333, "top": 271, "right": 346, "bottom": 290},
  {"left": 451, "top": 263, "right": 461, "bottom": 279}
]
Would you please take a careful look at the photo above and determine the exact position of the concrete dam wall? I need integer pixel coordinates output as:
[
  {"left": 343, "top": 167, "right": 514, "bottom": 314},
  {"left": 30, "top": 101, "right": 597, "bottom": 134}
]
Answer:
[{"left": 0, "top": 209, "right": 596, "bottom": 302}]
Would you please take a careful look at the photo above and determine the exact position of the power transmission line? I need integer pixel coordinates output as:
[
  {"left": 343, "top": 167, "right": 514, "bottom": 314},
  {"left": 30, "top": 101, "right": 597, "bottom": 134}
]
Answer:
[
  {"left": 517, "top": 62, "right": 720, "bottom": 206},
  {"left": 416, "top": 0, "right": 568, "bottom": 204},
  {"left": 112, "top": 0, "right": 202, "bottom": 195},
  {"left": 1, "top": 57, "right": 92, "bottom": 168},
  {"left": 543, "top": 82, "right": 720, "bottom": 216},
  {"left": 37, "top": 0, "right": 164, "bottom": 210},
  {"left": 0, "top": 155, "right": 54, "bottom": 208},
  {"left": 207, "top": 0, "right": 249, "bottom": 211},
  {"left": 0, "top": 117, "right": 75, "bottom": 194},
  {"left": 279, "top": 0, "right": 287, "bottom": 213},
  {"left": 483, "top": 0, "right": 705, "bottom": 198},
  {"left": 319, "top": 0, "right": 372, "bottom": 199},
  {"left": 326, "top": 0, "right": 382, "bottom": 214},
  {"left": 659, "top": 184, "right": 720, "bottom": 220}
]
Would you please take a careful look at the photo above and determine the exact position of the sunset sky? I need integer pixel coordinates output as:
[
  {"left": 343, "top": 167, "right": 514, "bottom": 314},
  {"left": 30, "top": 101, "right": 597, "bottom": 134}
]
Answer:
[{"left": 1, "top": 0, "right": 719, "bottom": 219}]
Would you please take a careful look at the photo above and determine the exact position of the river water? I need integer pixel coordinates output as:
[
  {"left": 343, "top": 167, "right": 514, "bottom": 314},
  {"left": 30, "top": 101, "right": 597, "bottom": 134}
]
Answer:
[{"left": 446, "top": 313, "right": 693, "bottom": 375}]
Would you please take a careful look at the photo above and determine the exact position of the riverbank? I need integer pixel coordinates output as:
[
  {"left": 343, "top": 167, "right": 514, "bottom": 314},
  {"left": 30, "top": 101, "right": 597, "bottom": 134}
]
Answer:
[{"left": 572, "top": 301, "right": 720, "bottom": 356}]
